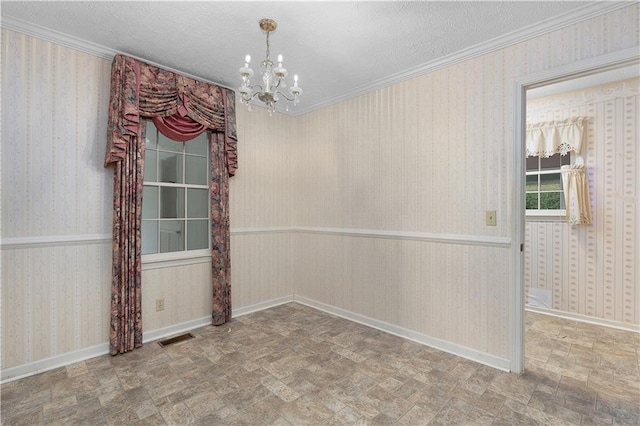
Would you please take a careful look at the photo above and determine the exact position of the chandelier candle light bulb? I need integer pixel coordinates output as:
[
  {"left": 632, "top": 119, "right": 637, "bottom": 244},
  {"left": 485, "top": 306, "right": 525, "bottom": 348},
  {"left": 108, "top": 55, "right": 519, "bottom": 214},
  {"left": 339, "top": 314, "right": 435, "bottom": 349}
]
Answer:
[{"left": 238, "top": 18, "right": 302, "bottom": 114}]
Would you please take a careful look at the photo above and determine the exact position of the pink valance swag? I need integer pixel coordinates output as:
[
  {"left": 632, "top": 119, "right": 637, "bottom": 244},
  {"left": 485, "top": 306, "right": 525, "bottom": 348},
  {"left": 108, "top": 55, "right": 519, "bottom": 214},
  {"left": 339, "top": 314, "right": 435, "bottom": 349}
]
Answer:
[{"left": 105, "top": 54, "right": 237, "bottom": 355}]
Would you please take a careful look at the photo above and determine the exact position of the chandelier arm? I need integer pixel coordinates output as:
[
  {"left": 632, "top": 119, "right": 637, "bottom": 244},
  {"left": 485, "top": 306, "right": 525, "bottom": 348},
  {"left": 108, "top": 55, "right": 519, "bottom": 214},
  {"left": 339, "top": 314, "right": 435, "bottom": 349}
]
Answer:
[
  {"left": 240, "top": 85, "right": 264, "bottom": 102},
  {"left": 274, "top": 91, "right": 295, "bottom": 102},
  {"left": 247, "top": 88, "right": 265, "bottom": 101}
]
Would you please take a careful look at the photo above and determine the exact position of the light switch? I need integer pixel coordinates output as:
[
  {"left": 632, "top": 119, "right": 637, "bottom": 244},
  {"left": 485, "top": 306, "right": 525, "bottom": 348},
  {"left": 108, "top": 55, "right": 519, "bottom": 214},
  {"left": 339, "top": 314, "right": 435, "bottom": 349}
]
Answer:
[{"left": 486, "top": 210, "right": 497, "bottom": 226}]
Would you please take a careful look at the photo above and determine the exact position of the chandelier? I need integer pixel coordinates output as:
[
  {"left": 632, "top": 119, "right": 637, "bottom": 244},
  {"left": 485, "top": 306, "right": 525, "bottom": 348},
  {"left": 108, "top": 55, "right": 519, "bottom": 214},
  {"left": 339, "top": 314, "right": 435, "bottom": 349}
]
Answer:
[{"left": 238, "top": 18, "right": 302, "bottom": 114}]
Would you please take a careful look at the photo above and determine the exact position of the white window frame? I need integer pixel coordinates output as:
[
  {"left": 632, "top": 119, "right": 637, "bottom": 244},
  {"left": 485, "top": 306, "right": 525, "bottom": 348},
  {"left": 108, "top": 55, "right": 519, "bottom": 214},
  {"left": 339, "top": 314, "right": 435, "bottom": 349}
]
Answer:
[
  {"left": 525, "top": 152, "right": 577, "bottom": 220},
  {"left": 141, "top": 121, "right": 211, "bottom": 268}
]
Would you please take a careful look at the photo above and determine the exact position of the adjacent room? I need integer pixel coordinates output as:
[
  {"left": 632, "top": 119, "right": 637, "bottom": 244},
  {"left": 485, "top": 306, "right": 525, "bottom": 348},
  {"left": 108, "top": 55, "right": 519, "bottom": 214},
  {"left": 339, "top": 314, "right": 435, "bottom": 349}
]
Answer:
[{"left": 1, "top": 1, "right": 638, "bottom": 424}]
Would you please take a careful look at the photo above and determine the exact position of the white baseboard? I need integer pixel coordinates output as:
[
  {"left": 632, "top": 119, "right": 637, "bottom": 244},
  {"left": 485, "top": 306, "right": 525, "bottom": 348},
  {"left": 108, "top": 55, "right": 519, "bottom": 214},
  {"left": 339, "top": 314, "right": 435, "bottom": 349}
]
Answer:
[
  {"left": 526, "top": 306, "right": 640, "bottom": 333},
  {"left": 1, "top": 317, "right": 213, "bottom": 383},
  {"left": 293, "top": 295, "right": 511, "bottom": 372},
  {"left": 0, "top": 296, "right": 296, "bottom": 383},
  {"left": 1, "top": 343, "right": 110, "bottom": 383},
  {"left": 143, "top": 295, "right": 294, "bottom": 344},
  {"left": 232, "top": 295, "right": 295, "bottom": 317},
  {"left": 2, "top": 294, "right": 513, "bottom": 383},
  {"left": 142, "top": 316, "right": 212, "bottom": 344}
]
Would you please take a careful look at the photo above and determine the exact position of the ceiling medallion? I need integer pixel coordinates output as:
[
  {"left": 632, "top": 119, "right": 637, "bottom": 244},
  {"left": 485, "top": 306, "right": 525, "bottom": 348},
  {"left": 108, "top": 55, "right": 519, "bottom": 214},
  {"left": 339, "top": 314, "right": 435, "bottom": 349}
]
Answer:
[{"left": 238, "top": 18, "right": 302, "bottom": 115}]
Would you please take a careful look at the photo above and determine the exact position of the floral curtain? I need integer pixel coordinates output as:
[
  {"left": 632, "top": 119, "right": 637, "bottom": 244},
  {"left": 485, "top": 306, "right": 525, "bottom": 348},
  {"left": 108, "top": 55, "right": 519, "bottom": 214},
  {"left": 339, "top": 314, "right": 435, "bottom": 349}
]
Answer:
[
  {"left": 210, "top": 133, "right": 231, "bottom": 325},
  {"left": 561, "top": 165, "right": 592, "bottom": 225},
  {"left": 526, "top": 117, "right": 586, "bottom": 158},
  {"left": 105, "top": 54, "right": 237, "bottom": 355},
  {"left": 109, "top": 132, "right": 145, "bottom": 355}
]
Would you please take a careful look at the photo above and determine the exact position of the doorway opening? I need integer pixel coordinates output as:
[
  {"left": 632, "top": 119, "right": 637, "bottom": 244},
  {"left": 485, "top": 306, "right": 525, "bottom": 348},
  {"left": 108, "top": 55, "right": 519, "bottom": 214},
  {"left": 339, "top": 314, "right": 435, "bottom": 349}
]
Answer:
[{"left": 511, "top": 47, "right": 639, "bottom": 375}]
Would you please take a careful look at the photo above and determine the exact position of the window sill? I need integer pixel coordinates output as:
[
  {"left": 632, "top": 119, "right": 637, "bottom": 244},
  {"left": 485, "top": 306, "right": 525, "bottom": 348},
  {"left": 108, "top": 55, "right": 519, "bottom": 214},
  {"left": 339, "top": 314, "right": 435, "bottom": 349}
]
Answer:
[
  {"left": 142, "top": 249, "right": 211, "bottom": 270},
  {"left": 526, "top": 210, "right": 566, "bottom": 222}
]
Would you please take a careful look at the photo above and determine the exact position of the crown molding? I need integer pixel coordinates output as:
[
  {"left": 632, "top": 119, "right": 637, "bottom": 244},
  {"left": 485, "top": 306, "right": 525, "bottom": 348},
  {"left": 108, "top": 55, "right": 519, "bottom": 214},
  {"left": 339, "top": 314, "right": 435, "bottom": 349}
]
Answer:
[
  {"left": 291, "top": 1, "right": 634, "bottom": 116},
  {"left": 2, "top": 2, "right": 634, "bottom": 116},
  {"left": 0, "top": 15, "right": 234, "bottom": 92},
  {"left": 1, "top": 15, "right": 115, "bottom": 59}
]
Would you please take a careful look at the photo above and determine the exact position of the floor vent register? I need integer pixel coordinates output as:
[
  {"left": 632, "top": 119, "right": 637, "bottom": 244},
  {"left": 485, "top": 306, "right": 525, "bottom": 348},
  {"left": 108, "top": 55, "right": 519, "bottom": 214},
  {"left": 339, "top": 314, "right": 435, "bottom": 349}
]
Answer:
[{"left": 157, "top": 333, "right": 195, "bottom": 347}]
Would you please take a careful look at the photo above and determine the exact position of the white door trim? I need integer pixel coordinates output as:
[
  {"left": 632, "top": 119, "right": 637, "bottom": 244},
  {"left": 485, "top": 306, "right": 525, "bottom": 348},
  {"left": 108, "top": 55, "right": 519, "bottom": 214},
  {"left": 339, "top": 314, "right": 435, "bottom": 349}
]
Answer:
[{"left": 511, "top": 47, "right": 639, "bottom": 374}]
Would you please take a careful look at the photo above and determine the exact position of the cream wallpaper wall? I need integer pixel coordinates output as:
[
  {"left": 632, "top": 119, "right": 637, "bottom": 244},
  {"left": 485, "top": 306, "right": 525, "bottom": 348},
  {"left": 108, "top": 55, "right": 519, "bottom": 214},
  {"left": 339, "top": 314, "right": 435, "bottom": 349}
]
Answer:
[
  {"left": 2, "top": 3, "right": 639, "bottom": 378},
  {"left": 0, "top": 30, "right": 297, "bottom": 374},
  {"left": 292, "top": 4, "right": 639, "bottom": 362},
  {"left": 525, "top": 77, "right": 639, "bottom": 328},
  {"left": 229, "top": 105, "right": 297, "bottom": 314},
  {"left": 1, "top": 32, "right": 113, "bottom": 371}
]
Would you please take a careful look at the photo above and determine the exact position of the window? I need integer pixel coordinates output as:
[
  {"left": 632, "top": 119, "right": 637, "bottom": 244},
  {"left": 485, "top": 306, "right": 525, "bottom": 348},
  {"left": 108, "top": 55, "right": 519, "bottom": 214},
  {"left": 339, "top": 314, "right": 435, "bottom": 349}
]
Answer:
[
  {"left": 526, "top": 153, "right": 571, "bottom": 216},
  {"left": 142, "top": 120, "right": 209, "bottom": 257}
]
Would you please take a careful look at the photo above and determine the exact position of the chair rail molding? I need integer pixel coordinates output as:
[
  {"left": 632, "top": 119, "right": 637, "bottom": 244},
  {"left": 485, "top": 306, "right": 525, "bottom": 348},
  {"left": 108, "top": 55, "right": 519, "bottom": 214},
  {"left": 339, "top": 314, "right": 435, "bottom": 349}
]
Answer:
[{"left": 0, "top": 234, "right": 112, "bottom": 250}]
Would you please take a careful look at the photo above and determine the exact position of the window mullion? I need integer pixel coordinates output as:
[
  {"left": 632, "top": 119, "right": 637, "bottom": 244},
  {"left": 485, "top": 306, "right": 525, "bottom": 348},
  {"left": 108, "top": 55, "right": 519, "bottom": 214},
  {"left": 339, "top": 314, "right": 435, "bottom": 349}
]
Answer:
[
  {"left": 155, "top": 127, "right": 161, "bottom": 254},
  {"left": 537, "top": 169, "right": 562, "bottom": 175},
  {"left": 537, "top": 173, "right": 541, "bottom": 209},
  {"left": 184, "top": 181, "right": 188, "bottom": 251},
  {"left": 142, "top": 121, "right": 211, "bottom": 258}
]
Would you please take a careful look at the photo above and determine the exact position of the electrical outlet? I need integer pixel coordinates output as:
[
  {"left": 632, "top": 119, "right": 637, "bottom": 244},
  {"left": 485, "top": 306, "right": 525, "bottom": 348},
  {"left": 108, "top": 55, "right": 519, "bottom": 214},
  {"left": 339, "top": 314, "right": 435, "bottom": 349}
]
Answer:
[
  {"left": 156, "top": 298, "right": 165, "bottom": 311},
  {"left": 486, "top": 210, "right": 497, "bottom": 226}
]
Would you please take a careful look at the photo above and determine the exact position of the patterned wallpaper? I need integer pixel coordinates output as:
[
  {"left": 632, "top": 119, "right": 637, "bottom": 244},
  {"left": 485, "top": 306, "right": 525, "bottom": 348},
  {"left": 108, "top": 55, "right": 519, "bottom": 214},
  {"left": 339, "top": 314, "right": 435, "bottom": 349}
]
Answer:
[
  {"left": 1, "top": 3, "right": 638, "bottom": 376},
  {"left": 1, "top": 33, "right": 113, "bottom": 238},
  {"left": 525, "top": 77, "right": 639, "bottom": 327},
  {"left": 1, "top": 31, "right": 113, "bottom": 370},
  {"left": 0, "top": 30, "right": 297, "bottom": 373},
  {"left": 293, "top": 4, "right": 639, "bottom": 361}
]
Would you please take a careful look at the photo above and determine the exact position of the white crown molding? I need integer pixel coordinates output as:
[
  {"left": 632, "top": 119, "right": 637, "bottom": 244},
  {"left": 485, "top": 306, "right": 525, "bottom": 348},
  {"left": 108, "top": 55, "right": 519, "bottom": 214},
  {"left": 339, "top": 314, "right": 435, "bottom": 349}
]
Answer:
[
  {"left": 0, "top": 15, "right": 233, "bottom": 92},
  {"left": 0, "top": 15, "right": 115, "bottom": 59},
  {"left": 291, "top": 1, "right": 634, "bottom": 116},
  {"left": 3, "top": 2, "right": 632, "bottom": 116},
  {"left": 527, "top": 76, "right": 640, "bottom": 113}
]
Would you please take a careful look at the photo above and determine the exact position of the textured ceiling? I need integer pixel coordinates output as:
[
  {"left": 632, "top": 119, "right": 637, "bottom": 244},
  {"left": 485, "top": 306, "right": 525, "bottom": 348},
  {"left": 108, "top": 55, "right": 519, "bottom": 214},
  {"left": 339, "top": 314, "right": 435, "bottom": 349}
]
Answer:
[{"left": 2, "top": 1, "right": 602, "bottom": 114}]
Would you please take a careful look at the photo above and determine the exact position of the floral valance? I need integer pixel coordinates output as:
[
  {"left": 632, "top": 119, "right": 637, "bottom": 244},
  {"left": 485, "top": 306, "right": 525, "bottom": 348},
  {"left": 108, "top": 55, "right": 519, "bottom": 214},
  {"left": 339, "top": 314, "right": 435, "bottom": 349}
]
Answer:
[
  {"left": 104, "top": 54, "right": 238, "bottom": 176},
  {"left": 526, "top": 117, "right": 586, "bottom": 158}
]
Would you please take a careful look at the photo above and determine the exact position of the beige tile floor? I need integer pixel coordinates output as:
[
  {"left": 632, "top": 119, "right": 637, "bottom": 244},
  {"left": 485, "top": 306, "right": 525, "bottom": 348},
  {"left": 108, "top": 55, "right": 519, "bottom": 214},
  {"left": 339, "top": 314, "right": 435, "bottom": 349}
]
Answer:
[{"left": 1, "top": 303, "right": 638, "bottom": 425}]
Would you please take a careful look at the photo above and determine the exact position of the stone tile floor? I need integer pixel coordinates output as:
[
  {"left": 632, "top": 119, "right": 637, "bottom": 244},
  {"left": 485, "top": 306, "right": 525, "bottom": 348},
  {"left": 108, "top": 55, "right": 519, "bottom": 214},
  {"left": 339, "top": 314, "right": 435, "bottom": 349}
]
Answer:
[{"left": 1, "top": 303, "right": 638, "bottom": 425}]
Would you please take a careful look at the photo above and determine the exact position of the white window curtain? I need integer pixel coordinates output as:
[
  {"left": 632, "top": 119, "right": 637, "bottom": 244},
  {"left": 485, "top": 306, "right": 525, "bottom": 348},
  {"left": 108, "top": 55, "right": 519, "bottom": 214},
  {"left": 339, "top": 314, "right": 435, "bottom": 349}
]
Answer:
[
  {"left": 526, "top": 117, "right": 586, "bottom": 158},
  {"left": 561, "top": 165, "right": 592, "bottom": 225}
]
